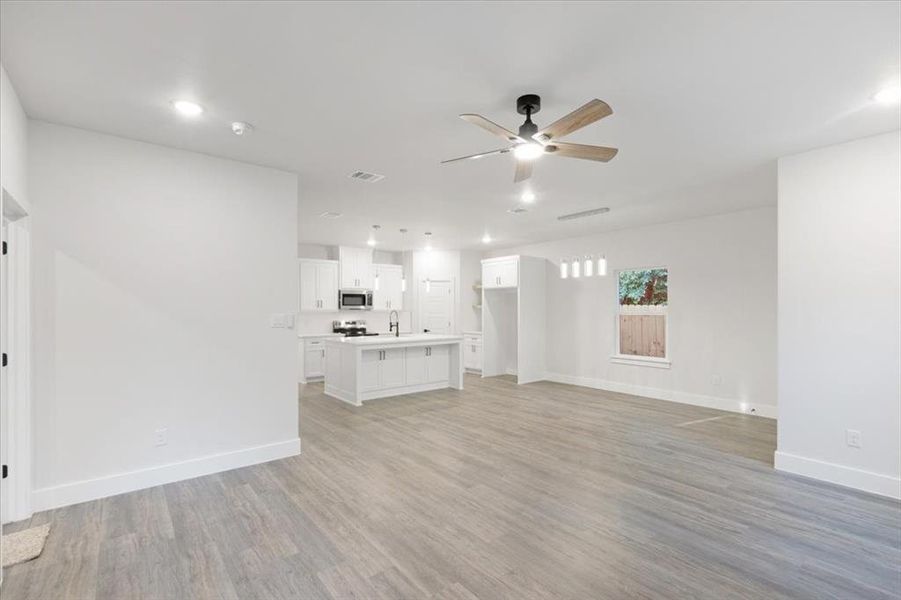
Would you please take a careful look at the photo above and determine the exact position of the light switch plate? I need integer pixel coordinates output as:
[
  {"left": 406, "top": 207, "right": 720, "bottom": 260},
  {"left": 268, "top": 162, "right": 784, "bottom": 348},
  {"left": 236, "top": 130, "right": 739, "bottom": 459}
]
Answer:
[{"left": 270, "top": 313, "right": 296, "bottom": 329}]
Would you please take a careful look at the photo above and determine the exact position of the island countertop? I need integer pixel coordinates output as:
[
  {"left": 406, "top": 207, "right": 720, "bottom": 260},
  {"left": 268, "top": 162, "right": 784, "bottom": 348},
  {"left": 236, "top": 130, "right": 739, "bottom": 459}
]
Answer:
[{"left": 324, "top": 334, "right": 463, "bottom": 346}]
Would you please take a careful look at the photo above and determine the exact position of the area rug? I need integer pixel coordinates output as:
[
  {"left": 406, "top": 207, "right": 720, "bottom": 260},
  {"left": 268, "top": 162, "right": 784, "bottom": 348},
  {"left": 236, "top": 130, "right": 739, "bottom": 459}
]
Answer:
[{"left": 1, "top": 524, "right": 51, "bottom": 567}]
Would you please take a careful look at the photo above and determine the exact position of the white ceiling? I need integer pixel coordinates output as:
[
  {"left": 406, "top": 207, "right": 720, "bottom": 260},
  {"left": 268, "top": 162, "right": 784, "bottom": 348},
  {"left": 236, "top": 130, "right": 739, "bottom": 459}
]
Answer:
[{"left": 1, "top": 1, "right": 899, "bottom": 250}]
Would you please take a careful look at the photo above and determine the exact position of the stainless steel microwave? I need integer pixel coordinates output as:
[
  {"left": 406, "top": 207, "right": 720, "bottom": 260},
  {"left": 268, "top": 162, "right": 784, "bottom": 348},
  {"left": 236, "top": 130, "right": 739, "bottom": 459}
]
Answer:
[{"left": 338, "top": 289, "right": 373, "bottom": 310}]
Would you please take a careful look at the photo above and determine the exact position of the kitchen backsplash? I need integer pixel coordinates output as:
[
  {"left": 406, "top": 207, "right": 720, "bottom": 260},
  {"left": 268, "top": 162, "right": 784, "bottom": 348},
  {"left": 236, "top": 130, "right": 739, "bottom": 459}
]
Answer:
[{"left": 296, "top": 310, "right": 413, "bottom": 335}]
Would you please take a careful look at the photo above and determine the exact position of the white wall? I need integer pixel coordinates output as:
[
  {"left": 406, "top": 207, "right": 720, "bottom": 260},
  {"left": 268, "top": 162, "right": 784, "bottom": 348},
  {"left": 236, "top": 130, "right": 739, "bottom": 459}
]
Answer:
[
  {"left": 29, "top": 122, "right": 300, "bottom": 510},
  {"left": 460, "top": 250, "right": 482, "bottom": 332},
  {"left": 776, "top": 131, "right": 901, "bottom": 499},
  {"left": 486, "top": 206, "right": 777, "bottom": 416},
  {"left": 1, "top": 63, "right": 28, "bottom": 205}
]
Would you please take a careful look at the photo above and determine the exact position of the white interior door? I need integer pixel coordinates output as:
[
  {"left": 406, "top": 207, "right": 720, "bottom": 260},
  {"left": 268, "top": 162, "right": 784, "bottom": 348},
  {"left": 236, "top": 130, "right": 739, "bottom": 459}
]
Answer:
[
  {"left": 1, "top": 218, "right": 7, "bottom": 572},
  {"left": 419, "top": 280, "right": 453, "bottom": 333}
]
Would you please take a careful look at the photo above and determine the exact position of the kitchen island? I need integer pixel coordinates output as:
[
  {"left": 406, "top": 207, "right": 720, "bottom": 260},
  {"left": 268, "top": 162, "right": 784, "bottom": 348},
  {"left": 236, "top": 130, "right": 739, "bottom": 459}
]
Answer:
[{"left": 324, "top": 334, "right": 464, "bottom": 405}]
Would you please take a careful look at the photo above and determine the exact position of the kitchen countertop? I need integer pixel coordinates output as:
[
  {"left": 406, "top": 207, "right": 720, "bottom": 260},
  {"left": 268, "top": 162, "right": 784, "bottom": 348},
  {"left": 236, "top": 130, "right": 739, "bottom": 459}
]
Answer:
[
  {"left": 325, "top": 333, "right": 464, "bottom": 346},
  {"left": 297, "top": 333, "right": 344, "bottom": 339}
]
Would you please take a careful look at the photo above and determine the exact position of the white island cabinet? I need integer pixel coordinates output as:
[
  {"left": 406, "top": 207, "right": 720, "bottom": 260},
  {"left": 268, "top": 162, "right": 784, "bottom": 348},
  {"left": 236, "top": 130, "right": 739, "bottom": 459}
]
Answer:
[{"left": 324, "top": 334, "right": 464, "bottom": 405}]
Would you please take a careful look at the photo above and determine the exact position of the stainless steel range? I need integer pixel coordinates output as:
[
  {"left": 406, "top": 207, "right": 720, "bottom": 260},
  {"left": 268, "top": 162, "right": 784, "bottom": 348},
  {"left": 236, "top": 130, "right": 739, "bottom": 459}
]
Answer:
[{"left": 332, "top": 320, "right": 379, "bottom": 337}]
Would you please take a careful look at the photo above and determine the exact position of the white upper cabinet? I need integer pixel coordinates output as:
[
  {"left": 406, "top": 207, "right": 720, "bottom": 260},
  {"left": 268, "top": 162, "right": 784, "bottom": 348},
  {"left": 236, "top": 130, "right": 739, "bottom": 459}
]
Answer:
[
  {"left": 299, "top": 259, "right": 339, "bottom": 311},
  {"left": 372, "top": 264, "right": 403, "bottom": 311},
  {"left": 339, "top": 246, "right": 374, "bottom": 289},
  {"left": 482, "top": 256, "right": 519, "bottom": 289}
]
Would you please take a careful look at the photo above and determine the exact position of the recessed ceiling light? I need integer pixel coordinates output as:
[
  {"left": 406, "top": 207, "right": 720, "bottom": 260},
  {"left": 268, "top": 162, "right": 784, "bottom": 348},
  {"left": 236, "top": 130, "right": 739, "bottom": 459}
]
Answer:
[
  {"left": 172, "top": 100, "right": 204, "bottom": 117},
  {"left": 482, "top": 233, "right": 492, "bottom": 244},
  {"left": 521, "top": 191, "right": 536, "bottom": 203},
  {"left": 231, "top": 121, "right": 253, "bottom": 136},
  {"left": 513, "top": 143, "right": 544, "bottom": 161},
  {"left": 874, "top": 85, "right": 901, "bottom": 104}
]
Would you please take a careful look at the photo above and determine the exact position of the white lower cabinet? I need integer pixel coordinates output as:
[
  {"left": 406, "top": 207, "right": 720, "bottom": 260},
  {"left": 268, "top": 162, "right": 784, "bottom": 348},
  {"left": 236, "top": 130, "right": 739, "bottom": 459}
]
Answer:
[
  {"left": 305, "top": 347, "right": 325, "bottom": 378},
  {"left": 381, "top": 349, "right": 406, "bottom": 388},
  {"left": 405, "top": 345, "right": 450, "bottom": 384},
  {"left": 427, "top": 345, "right": 450, "bottom": 382},
  {"left": 300, "top": 336, "right": 338, "bottom": 382},
  {"left": 405, "top": 346, "right": 428, "bottom": 385},
  {"left": 361, "top": 345, "right": 451, "bottom": 392},
  {"left": 463, "top": 332, "right": 482, "bottom": 372},
  {"left": 361, "top": 348, "right": 406, "bottom": 391}
]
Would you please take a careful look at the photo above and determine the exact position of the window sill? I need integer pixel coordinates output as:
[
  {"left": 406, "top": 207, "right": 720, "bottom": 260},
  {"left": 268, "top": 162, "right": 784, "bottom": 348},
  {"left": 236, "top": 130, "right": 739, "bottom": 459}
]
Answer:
[{"left": 610, "top": 354, "right": 671, "bottom": 369}]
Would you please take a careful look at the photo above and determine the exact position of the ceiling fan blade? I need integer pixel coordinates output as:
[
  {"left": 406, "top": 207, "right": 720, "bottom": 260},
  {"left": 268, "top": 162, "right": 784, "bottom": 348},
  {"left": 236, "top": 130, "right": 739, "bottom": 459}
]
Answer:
[
  {"left": 514, "top": 159, "right": 533, "bottom": 183},
  {"left": 441, "top": 148, "right": 510, "bottom": 164},
  {"left": 532, "top": 99, "right": 613, "bottom": 143},
  {"left": 460, "top": 114, "right": 524, "bottom": 143},
  {"left": 545, "top": 142, "right": 618, "bottom": 162}
]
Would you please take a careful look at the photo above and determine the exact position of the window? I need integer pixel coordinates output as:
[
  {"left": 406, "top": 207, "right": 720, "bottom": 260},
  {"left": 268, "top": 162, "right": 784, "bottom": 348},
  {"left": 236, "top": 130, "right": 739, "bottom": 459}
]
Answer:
[{"left": 613, "top": 268, "right": 670, "bottom": 367}]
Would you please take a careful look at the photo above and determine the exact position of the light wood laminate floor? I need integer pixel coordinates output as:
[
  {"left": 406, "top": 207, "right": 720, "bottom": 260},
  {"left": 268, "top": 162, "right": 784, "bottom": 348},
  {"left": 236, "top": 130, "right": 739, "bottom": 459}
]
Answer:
[{"left": 3, "top": 375, "right": 900, "bottom": 599}]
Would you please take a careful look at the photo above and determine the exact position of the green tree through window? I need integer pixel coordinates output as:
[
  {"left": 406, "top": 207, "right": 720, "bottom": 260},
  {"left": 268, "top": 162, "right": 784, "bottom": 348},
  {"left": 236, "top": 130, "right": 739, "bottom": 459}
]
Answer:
[{"left": 618, "top": 268, "right": 668, "bottom": 306}]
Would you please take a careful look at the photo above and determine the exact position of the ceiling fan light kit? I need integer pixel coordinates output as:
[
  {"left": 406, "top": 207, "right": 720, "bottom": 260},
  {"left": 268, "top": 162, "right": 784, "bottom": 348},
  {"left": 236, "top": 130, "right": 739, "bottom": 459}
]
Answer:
[{"left": 443, "top": 94, "right": 618, "bottom": 182}]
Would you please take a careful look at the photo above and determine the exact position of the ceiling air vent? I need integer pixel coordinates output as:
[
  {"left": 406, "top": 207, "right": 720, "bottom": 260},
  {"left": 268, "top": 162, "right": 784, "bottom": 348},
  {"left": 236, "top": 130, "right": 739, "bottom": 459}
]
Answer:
[
  {"left": 319, "top": 211, "right": 343, "bottom": 219},
  {"left": 348, "top": 170, "right": 385, "bottom": 183},
  {"left": 557, "top": 207, "right": 610, "bottom": 221}
]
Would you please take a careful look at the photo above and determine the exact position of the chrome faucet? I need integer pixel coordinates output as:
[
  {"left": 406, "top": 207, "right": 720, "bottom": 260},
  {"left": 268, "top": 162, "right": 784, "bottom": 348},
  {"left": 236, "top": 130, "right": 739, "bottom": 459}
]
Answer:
[{"left": 389, "top": 310, "right": 400, "bottom": 337}]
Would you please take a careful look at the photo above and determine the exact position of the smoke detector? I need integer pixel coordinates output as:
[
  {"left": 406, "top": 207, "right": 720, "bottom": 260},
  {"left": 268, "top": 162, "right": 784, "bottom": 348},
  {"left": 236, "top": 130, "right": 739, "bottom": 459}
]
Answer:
[{"left": 231, "top": 121, "right": 254, "bottom": 136}]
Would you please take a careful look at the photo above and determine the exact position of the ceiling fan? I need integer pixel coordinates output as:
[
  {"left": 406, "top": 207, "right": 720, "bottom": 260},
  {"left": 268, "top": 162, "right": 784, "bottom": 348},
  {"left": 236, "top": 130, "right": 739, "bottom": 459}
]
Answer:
[{"left": 442, "top": 94, "right": 618, "bottom": 183}]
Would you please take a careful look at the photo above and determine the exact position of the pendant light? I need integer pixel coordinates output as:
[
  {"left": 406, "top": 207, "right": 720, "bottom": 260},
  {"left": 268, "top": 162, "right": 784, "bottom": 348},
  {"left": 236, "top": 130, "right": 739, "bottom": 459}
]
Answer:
[
  {"left": 583, "top": 255, "right": 594, "bottom": 277},
  {"left": 560, "top": 258, "right": 568, "bottom": 279},
  {"left": 572, "top": 256, "right": 581, "bottom": 278},
  {"left": 367, "top": 224, "right": 380, "bottom": 247},
  {"left": 597, "top": 254, "right": 608, "bottom": 277},
  {"left": 424, "top": 232, "right": 432, "bottom": 291},
  {"left": 370, "top": 225, "right": 381, "bottom": 290},
  {"left": 400, "top": 228, "right": 408, "bottom": 292}
]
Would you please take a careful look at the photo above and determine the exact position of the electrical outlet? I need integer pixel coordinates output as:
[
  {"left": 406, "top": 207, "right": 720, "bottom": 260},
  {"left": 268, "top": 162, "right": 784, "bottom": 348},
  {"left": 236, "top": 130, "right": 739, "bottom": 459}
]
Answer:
[
  {"left": 154, "top": 428, "right": 168, "bottom": 447},
  {"left": 846, "top": 429, "right": 862, "bottom": 449},
  {"left": 711, "top": 374, "right": 723, "bottom": 386}
]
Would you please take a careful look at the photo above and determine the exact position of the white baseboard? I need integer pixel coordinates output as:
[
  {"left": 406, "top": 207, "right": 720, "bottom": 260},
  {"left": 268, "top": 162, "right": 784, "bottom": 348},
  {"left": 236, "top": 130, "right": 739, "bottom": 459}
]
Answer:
[
  {"left": 32, "top": 438, "right": 301, "bottom": 512},
  {"left": 774, "top": 451, "right": 901, "bottom": 500},
  {"left": 543, "top": 372, "right": 777, "bottom": 419},
  {"left": 324, "top": 384, "right": 362, "bottom": 406}
]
